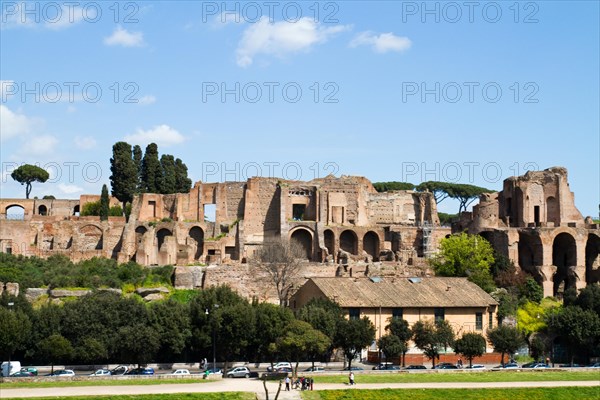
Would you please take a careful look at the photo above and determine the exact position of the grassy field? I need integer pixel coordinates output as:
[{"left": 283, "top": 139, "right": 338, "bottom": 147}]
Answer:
[
  {"left": 301, "top": 387, "right": 600, "bottom": 400},
  {"left": 0, "top": 378, "right": 208, "bottom": 389},
  {"left": 311, "top": 370, "right": 600, "bottom": 384},
  {"left": 7, "top": 394, "right": 254, "bottom": 400}
]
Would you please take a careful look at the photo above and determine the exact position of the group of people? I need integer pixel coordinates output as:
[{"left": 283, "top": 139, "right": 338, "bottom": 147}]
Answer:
[{"left": 284, "top": 376, "right": 313, "bottom": 391}]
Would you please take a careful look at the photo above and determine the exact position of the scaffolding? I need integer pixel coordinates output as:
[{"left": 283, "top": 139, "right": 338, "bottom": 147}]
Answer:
[{"left": 421, "top": 222, "right": 435, "bottom": 258}]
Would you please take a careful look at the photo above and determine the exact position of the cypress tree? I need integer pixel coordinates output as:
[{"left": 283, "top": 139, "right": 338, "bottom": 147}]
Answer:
[
  {"left": 132, "top": 145, "right": 143, "bottom": 193},
  {"left": 100, "top": 184, "right": 109, "bottom": 221},
  {"left": 158, "top": 154, "right": 176, "bottom": 194},
  {"left": 109, "top": 141, "right": 137, "bottom": 212},
  {"left": 141, "top": 143, "right": 161, "bottom": 193},
  {"left": 175, "top": 158, "right": 192, "bottom": 193}
]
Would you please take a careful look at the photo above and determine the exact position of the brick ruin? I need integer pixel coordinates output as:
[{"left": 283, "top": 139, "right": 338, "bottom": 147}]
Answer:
[{"left": 0, "top": 168, "right": 598, "bottom": 300}]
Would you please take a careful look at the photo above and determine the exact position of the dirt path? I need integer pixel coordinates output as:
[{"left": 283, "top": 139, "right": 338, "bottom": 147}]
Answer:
[{"left": 1, "top": 379, "right": 598, "bottom": 398}]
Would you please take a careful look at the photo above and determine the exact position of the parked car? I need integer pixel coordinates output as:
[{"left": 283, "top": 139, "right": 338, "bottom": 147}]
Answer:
[
  {"left": 90, "top": 369, "right": 111, "bottom": 376},
  {"left": 203, "top": 368, "right": 222, "bottom": 376},
  {"left": 267, "top": 362, "right": 292, "bottom": 372},
  {"left": 47, "top": 369, "right": 75, "bottom": 377},
  {"left": 303, "top": 366, "right": 325, "bottom": 372},
  {"left": 10, "top": 370, "right": 34, "bottom": 377},
  {"left": 403, "top": 365, "right": 427, "bottom": 370},
  {"left": 343, "top": 366, "right": 364, "bottom": 371},
  {"left": 377, "top": 364, "right": 401, "bottom": 370},
  {"left": 522, "top": 362, "right": 549, "bottom": 369},
  {"left": 110, "top": 365, "right": 129, "bottom": 375},
  {"left": 433, "top": 362, "right": 456, "bottom": 369},
  {"left": 20, "top": 367, "right": 38, "bottom": 376},
  {"left": 465, "top": 364, "right": 486, "bottom": 369},
  {"left": 495, "top": 362, "right": 519, "bottom": 369},
  {"left": 126, "top": 367, "right": 155, "bottom": 375},
  {"left": 589, "top": 362, "right": 600, "bottom": 368},
  {"left": 275, "top": 366, "right": 293, "bottom": 373},
  {"left": 559, "top": 363, "right": 581, "bottom": 368},
  {"left": 226, "top": 366, "right": 251, "bottom": 378},
  {"left": 170, "top": 369, "right": 191, "bottom": 375},
  {"left": 373, "top": 362, "right": 393, "bottom": 370}
]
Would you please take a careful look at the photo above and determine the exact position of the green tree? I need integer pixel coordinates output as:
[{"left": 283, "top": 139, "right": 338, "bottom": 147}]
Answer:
[
  {"left": 377, "top": 334, "right": 404, "bottom": 364},
  {"left": 487, "top": 325, "right": 525, "bottom": 365},
  {"left": 252, "top": 302, "right": 294, "bottom": 363},
  {"left": 277, "top": 320, "right": 330, "bottom": 376},
  {"left": 100, "top": 184, "right": 110, "bottom": 221},
  {"left": 114, "top": 323, "right": 160, "bottom": 366},
  {"left": 430, "top": 233, "right": 496, "bottom": 292},
  {"left": 447, "top": 183, "right": 494, "bottom": 213},
  {"left": 335, "top": 317, "right": 376, "bottom": 370},
  {"left": 454, "top": 332, "right": 486, "bottom": 367},
  {"left": 175, "top": 158, "right": 192, "bottom": 193},
  {"left": 37, "top": 334, "right": 74, "bottom": 373},
  {"left": 411, "top": 319, "right": 455, "bottom": 368},
  {"left": 415, "top": 181, "right": 453, "bottom": 204},
  {"left": 297, "top": 298, "right": 345, "bottom": 345},
  {"left": 0, "top": 308, "right": 32, "bottom": 362},
  {"left": 574, "top": 283, "right": 600, "bottom": 316},
  {"left": 386, "top": 318, "right": 412, "bottom": 366},
  {"left": 519, "top": 278, "right": 544, "bottom": 304},
  {"left": 133, "top": 144, "right": 143, "bottom": 192},
  {"left": 372, "top": 182, "right": 415, "bottom": 192},
  {"left": 109, "top": 141, "right": 137, "bottom": 212},
  {"left": 141, "top": 143, "right": 161, "bottom": 193},
  {"left": 81, "top": 200, "right": 101, "bottom": 216},
  {"left": 11, "top": 164, "right": 49, "bottom": 199},
  {"left": 158, "top": 154, "right": 177, "bottom": 194},
  {"left": 547, "top": 306, "right": 600, "bottom": 365},
  {"left": 75, "top": 337, "right": 108, "bottom": 367},
  {"left": 149, "top": 300, "right": 192, "bottom": 361}
]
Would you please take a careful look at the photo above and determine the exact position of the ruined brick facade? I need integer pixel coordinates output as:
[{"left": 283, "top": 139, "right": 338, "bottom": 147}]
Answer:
[{"left": 460, "top": 167, "right": 600, "bottom": 297}]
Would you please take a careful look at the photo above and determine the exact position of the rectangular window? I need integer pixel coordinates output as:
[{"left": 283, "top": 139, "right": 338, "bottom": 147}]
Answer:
[
  {"left": 489, "top": 312, "right": 494, "bottom": 329},
  {"left": 434, "top": 308, "right": 445, "bottom": 324},
  {"left": 349, "top": 308, "right": 360, "bottom": 320},
  {"left": 292, "top": 204, "right": 306, "bottom": 221},
  {"left": 476, "top": 312, "right": 483, "bottom": 330},
  {"left": 392, "top": 308, "right": 403, "bottom": 319}
]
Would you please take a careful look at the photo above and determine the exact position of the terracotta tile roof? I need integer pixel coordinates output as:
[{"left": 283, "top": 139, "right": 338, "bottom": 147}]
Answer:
[{"left": 304, "top": 277, "right": 498, "bottom": 308}]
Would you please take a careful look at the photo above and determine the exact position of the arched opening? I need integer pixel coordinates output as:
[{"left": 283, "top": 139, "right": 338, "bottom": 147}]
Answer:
[
  {"left": 324, "top": 229, "right": 335, "bottom": 256},
  {"left": 5, "top": 204, "right": 25, "bottom": 220},
  {"left": 290, "top": 228, "right": 313, "bottom": 260},
  {"left": 80, "top": 225, "right": 103, "bottom": 251},
  {"left": 340, "top": 230, "right": 358, "bottom": 255},
  {"left": 363, "top": 231, "right": 379, "bottom": 260},
  {"left": 585, "top": 234, "right": 600, "bottom": 284},
  {"left": 135, "top": 226, "right": 147, "bottom": 245},
  {"left": 189, "top": 226, "right": 205, "bottom": 260},
  {"left": 552, "top": 232, "right": 577, "bottom": 295},
  {"left": 518, "top": 232, "right": 543, "bottom": 273},
  {"left": 546, "top": 196, "right": 558, "bottom": 226},
  {"left": 156, "top": 229, "right": 173, "bottom": 252},
  {"left": 73, "top": 205, "right": 80, "bottom": 216},
  {"left": 38, "top": 205, "right": 48, "bottom": 216}
]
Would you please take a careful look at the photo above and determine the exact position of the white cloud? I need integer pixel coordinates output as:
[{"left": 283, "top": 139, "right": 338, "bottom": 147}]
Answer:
[
  {"left": 236, "top": 17, "right": 350, "bottom": 67},
  {"left": 349, "top": 31, "right": 412, "bottom": 53},
  {"left": 104, "top": 26, "right": 145, "bottom": 47},
  {"left": 0, "top": 105, "right": 34, "bottom": 141},
  {"left": 58, "top": 183, "right": 83, "bottom": 194},
  {"left": 124, "top": 124, "right": 185, "bottom": 147},
  {"left": 138, "top": 95, "right": 157, "bottom": 105},
  {"left": 25, "top": 135, "right": 59, "bottom": 156},
  {"left": 74, "top": 136, "right": 97, "bottom": 150}
]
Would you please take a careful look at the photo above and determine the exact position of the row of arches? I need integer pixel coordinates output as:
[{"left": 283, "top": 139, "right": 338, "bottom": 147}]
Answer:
[
  {"left": 135, "top": 225, "right": 205, "bottom": 261},
  {"left": 4, "top": 204, "right": 81, "bottom": 219},
  {"left": 289, "top": 228, "right": 381, "bottom": 261}
]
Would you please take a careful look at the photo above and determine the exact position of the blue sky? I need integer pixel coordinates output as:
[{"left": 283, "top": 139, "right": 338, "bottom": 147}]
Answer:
[{"left": 1, "top": 1, "right": 598, "bottom": 217}]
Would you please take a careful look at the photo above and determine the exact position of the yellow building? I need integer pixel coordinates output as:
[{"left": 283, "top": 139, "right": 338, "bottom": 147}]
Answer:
[{"left": 290, "top": 277, "right": 499, "bottom": 353}]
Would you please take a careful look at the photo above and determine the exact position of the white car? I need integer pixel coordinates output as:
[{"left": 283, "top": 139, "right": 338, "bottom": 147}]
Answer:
[
  {"left": 171, "top": 369, "right": 191, "bottom": 375},
  {"left": 267, "top": 362, "right": 292, "bottom": 372},
  {"left": 48, "top": 369, "right": 75, "bottom": 377},
  {"left": 226, "top": 366, "right": 251, "bottom": 378},
  {"left": 465, "top": 364, "right": 485, "bottom": 369},
  {"left": 90, "top": 369, "right": 111, "bottom": 376}
]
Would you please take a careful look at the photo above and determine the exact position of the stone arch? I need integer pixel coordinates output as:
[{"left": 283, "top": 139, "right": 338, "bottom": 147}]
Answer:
[
  {"left": 5, "top": 204, "right": 25, "bottom": 220},
  {"left": 518, "top": 231, "right": 543, "bottom": 273},
  {"left": 189, "top": 226, "right": 205, "bottom": 260},
  {"left": 552, "top": 232, "right": 577, "bottom": 295},
  {"left": 156, "top": 228, "right": 173, "bottom": 252},
  {"left": 585, "top": 233, "right": 600, "bottom": 284},
  {"left": 38, "top": 205, "right": 48, "bottom": 216},
  {"left": 340, "top": 230, "right": 358, "bottom": 255},
  {"left": 73, "top": 205, "right": 80, "bottom": 216},
  {"left": 135, "top": 226, "right": 147, "bottom": 245},
  {"left": 324, "top": 229, "right": 335, "bottom": 256},
  {"left": 363, "top": 231, "right": 380, "bottom": 260},
  {"left": 79, "top": 224, "right": 103, "bottom": 251},
  {"left": 290, "top": 228, "right": 313, "bottom": 260}
]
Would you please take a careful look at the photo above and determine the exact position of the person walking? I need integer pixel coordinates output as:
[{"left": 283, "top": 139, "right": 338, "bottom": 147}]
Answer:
[
  {"left": 349, "top": 372, "right": 355, "bottom": 385},
  {"left": 285, "top": 376, "right": 290, "bottom": 391}
]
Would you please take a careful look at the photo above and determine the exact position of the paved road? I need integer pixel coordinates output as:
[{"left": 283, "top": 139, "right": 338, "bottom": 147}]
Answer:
[{"left": 2, "top": 379, "right": 599, "bottom": 399}]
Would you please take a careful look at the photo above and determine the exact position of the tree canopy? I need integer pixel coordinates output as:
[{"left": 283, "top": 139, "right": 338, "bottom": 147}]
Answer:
[
  {"left": 11, "top": 164, "right": 49, "bottom": 199},
  {"left": 454, "top": 332, "right": 486, "bottom": 367},
  {"left": 372, "top": 182, "right": 415, "bottom": 192},
  {"left": 109, "top": 141, "right": 138, "bottom": 210}
]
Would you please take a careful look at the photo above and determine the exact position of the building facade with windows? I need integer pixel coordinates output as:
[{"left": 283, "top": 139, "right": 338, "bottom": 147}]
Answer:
[{"left": 290, "top": 276, "right": 499, "bottom": 352}]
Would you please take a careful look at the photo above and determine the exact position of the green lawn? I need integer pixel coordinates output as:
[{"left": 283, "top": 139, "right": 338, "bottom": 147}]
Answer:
[
  {"left": 0, "top": 378, "right": 209, "bottom": 389},
  {"left": 312, "top": 370, "right": 600, "bottom": 384},
  {"left": 7, "top": 394, "right": 254, "bottom": 400},
  {"left": 302, "top": 387, "right": 600, "bottom": 400}
]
